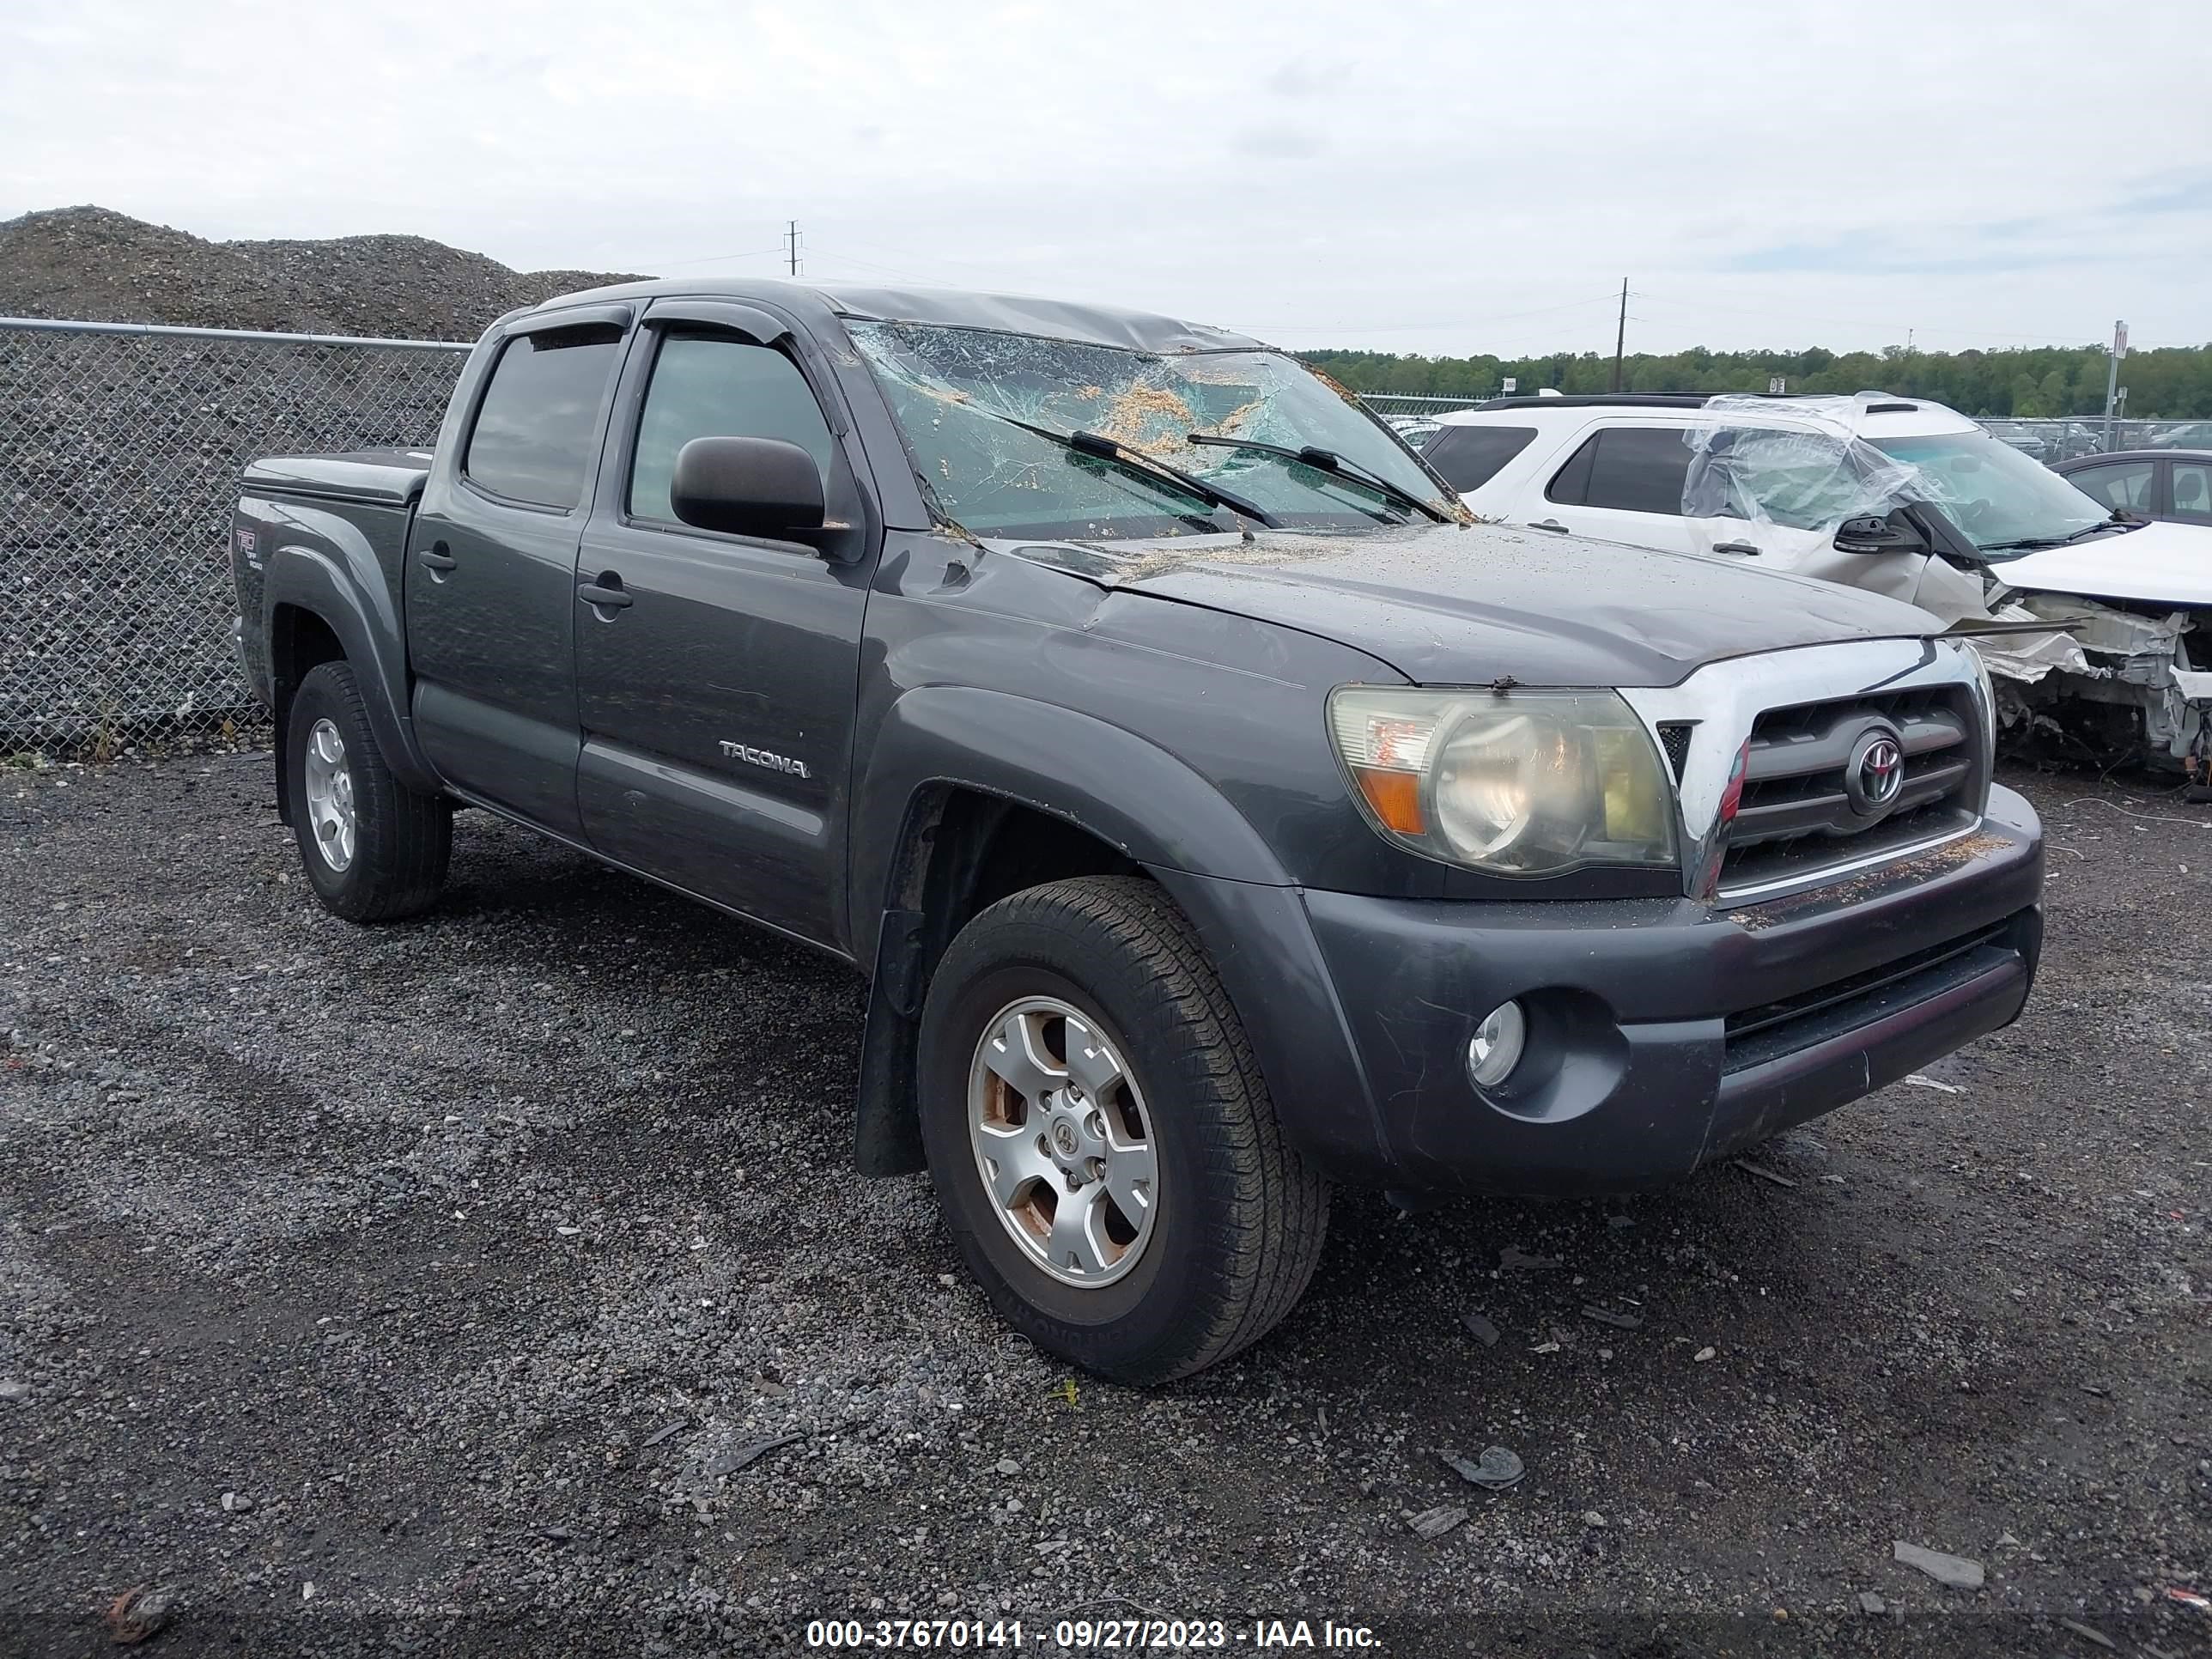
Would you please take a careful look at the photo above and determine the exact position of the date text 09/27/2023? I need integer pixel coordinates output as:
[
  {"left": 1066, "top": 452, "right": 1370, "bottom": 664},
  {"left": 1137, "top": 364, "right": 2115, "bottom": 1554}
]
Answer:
[{"left": 804, "top": 1618, "right": 1384, "bottom": 1650}]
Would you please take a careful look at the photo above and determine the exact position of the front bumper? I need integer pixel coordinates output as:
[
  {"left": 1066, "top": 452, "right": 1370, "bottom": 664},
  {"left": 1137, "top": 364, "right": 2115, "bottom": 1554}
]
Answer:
[{"left": 1167, "top": 785, "right": 2045, "bottom": 1197}]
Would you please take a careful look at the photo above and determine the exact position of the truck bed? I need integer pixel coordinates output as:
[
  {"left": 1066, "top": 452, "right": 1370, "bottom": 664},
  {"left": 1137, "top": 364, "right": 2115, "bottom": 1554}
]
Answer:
[{"left": 240, "top": 449, "right": 435, "bottom": 507}]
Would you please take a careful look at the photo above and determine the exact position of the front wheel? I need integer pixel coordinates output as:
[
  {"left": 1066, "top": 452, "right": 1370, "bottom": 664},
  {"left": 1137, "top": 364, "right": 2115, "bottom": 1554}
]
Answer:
[
  {"left": 285, "top": 660, "right": 451, "bottom": 922},
  {"left": 917, "top": 877, "right": 1328, "bottom": 1384}
]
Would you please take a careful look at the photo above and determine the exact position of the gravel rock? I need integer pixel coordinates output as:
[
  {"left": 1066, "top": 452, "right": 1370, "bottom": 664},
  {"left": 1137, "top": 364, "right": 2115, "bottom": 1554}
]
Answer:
[
  {"left": 1893, "top": 1540, "right": 1985, "bottom": 1589},
  {"left": 1407, "top": 1505, "right": 1468, "bottom": 1540}
]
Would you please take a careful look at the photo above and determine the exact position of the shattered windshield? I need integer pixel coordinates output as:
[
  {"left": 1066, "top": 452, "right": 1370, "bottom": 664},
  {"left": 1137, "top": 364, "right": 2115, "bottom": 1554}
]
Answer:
[
  {"left": 1870, "top": 432, "right": 2116, "bottom": 557},
  {"left": 847, "top": 321, "right": 1455, "bottom": 539}
]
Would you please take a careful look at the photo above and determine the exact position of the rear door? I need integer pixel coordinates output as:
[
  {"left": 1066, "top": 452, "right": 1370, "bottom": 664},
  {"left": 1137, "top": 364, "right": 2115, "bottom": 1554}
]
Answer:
[
  {"left": 1531, "top": 423, "right": 1711, "bottom": 556},
  {"left": 571, "top": 300, "right": 877, "bottom": 948},
  {"left": 406, "top": 307, "right": 632, "bottom": 835}
]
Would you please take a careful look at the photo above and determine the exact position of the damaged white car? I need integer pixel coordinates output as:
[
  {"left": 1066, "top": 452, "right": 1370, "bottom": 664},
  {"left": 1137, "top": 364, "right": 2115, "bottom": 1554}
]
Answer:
[{"left": 1423, "top": 392, "right": 2212, "bottom": 779}]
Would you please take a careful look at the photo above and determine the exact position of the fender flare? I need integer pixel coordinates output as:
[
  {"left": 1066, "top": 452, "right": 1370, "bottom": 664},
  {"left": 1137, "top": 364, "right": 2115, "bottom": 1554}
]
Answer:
[
  {"left": 847, "top": 688, "right": 1392, "bottom": 1180},
  {"left": 848, "top": 685, "right": 1290, "bottom": 967},
  {"left": 263, "top": 538, "right": 441, "bottom": 795}
]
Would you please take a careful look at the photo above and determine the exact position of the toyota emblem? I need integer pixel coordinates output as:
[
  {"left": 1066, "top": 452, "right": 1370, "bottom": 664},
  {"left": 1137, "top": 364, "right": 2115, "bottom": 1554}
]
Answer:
[{"left": 1846, "top": 728, "right": 1906, "bottom": 815}]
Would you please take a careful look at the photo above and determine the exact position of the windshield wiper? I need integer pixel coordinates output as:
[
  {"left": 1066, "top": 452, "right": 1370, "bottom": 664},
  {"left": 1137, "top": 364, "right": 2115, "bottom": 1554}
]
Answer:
[
  {"left": 1183, "top": 434, "right": 1453, "bottom": 523},
  {"left": 1981, "top": 514, "right": 2140, "bottom": 553},
  {"left": 981, "top": 411, "right": 1279, "bottom": 528}
]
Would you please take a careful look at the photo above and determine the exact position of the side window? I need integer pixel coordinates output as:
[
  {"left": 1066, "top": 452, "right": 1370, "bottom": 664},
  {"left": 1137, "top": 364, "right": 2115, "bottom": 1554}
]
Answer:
[
  {"left": 463, "top": 325, "right": 624, "bottom": 508},
  {"left": 629, "top": 332, "right": 836, "bottom": 526},
  {"left": 1710, "top": 428, "right": 1866, "bottom": 529},
  {"left": 2069, "top": 460, "right": 2156, "bottom": 512},
  {"left": 1423, "top": 424, "right": 1538, "bottom": 491},
  {"left": 1582, "top": 428, "right": 1692, "bottom": 516},
  {"left": 1545, "top": 433, "right": 1600, "bottom": 504},
  {"left": 2166, "top": 463, "right": 2209, "bottom": 522}
]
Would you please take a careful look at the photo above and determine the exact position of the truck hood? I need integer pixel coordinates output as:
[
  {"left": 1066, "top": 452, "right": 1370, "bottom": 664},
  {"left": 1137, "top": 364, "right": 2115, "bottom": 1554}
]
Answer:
[
  {"left": 994, "top": 520, "right": 1940, "bottom": 687},
  {"left": 1991, "top": 517, "right": 2212, "bottom": 610}
]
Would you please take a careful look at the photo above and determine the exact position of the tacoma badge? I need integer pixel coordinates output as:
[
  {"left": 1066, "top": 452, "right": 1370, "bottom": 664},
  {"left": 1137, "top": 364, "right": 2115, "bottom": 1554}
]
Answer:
[{"left": 720, "top": 740, "right": 811, "bottom": 780}]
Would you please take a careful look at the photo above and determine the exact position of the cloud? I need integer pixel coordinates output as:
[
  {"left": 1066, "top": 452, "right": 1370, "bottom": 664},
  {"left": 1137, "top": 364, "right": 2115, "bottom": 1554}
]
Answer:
[
  {"left": 1229, "top": 119, "right": 1326, "bottom": 160},
  {"left": 0, "top": 0, "right": 2205, "bottom": 355}
]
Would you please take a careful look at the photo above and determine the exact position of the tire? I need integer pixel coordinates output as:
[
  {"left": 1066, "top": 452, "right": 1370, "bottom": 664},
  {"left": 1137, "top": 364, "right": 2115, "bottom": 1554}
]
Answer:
[
  {"left": 917, "top": 876, "right": 1328, "bottom": 1385},
  {"left": 284, "top": 660, "right": 451, "bottom": 922}
]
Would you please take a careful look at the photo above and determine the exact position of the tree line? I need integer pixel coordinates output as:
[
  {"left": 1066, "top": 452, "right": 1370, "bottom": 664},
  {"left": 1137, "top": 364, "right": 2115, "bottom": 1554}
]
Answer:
[{"left": 1302, "top": 343, "right": 2212, "bottom": 420}]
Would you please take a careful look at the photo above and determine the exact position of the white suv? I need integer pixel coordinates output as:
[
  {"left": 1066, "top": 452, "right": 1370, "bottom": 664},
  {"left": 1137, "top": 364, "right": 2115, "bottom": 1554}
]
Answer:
[{"left": 1421, "top": 392, "right": 2212, "bottom": 770}]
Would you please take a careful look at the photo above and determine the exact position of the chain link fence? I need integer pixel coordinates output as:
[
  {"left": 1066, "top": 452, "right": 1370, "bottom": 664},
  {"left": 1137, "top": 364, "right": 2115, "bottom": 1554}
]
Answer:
[
  {"left": 5, "top": 315, "right": 2206, "bottom": 755},
  {"left": 1, "top": 318, "right": 469, "bottom": 754}
]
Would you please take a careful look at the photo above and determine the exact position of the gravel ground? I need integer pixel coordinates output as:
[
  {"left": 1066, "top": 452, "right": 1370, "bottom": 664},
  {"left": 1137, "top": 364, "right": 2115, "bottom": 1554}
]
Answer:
[{"left": 1, "top": 755, "right": 2207, "bottom": 1657}]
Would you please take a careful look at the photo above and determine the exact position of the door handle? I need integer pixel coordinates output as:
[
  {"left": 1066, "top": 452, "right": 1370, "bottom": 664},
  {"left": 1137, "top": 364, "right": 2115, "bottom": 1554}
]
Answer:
[
  {"left": 1711, "top": 540, "right": 1762, "bottom": 556},
  {"left": 418, "top": 542, "right": 458, "bottom": 573},
  {"left": 1527, "top": 519, "right": 1569, "bottom": 533},
  {"left": 577, "top": 573, "right": 633, "bottom": 611}
]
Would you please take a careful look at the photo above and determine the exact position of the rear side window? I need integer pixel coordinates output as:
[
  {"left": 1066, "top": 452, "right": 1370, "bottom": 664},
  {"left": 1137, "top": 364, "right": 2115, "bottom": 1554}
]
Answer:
[
  {"left": 2172, "top": 462, "right": 2210, "bottom": 523},
  {"left": 463, "top": 325, "right": 624, "bottom": 508},
  {"left": 628, "top": 332, "right": 836, "bottom": 526},
  {"left": 1547, "top": 427, "right": 1692, "bottom": 515},
  {"left": 2068, "top": 459, "right": 2155, "bottom": 513},
  {"left": 1422, "top": 424, "right": 1537, "bottom": 491}
]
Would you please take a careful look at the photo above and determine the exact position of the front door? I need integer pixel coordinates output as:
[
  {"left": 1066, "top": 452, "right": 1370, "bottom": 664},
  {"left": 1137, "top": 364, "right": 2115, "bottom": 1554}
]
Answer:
[
  {"left": 571, "top": 307, "right": 875, "bottom": 948},
  {"left": 406, "top": 309, "right": 630, "bottom": 835}
]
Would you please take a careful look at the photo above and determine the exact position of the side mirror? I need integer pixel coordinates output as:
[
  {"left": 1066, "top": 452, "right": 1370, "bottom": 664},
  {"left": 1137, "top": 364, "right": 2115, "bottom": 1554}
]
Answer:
[
  {"left": 671, "top": 435, "right": 826, "bottom": 542},
  {"left": 1834, "top": 508, "right": 1930, "bottom": 556}
]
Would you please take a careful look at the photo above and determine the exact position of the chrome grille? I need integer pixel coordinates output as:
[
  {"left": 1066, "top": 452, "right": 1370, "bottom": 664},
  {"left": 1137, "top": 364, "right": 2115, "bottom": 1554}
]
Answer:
[{"left": 1718, "top": 684, "right": 1984, "bottom": 899}]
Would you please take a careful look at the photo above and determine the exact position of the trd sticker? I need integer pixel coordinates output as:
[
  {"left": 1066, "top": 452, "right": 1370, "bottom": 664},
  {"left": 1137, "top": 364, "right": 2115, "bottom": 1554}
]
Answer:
[{"left": 235, "top": 528, "right": 257, "bottom": 554}]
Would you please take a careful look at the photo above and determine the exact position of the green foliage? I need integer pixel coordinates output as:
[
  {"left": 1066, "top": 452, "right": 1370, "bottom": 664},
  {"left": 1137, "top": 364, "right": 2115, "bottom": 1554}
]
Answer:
[{"left": 1300, "top": 342, "right": 2212, "bottom": 419}]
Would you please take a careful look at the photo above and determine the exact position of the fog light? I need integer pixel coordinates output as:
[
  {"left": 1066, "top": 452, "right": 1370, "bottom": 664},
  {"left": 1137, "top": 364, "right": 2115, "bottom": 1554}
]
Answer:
[{"left": 1467, "top": 1000, "right": 1527, "bottom": 1089}]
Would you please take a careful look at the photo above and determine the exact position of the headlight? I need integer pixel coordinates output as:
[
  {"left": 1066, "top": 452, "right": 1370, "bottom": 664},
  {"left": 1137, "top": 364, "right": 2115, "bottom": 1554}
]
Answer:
[{"left": 1328, "top": 687, "right": 1678, "bottom": 875}]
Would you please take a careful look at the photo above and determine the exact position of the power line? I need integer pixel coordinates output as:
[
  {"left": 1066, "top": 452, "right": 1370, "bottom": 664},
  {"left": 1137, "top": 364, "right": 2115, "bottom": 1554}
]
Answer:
[{"left": 632, "top": 244, "right": 784, "bottom": 270}]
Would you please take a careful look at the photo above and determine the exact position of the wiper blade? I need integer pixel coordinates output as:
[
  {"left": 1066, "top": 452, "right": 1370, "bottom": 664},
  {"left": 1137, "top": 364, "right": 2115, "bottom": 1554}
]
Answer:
[
  {"left": 1981, "top": 517, "right": 2136, "bottom": 553},
  {"left": 1183, "top": 434, "right": 1452, "bottom": 523},
  {"left": 982, "top": 411, "right": 1279, "bottom": 528}
]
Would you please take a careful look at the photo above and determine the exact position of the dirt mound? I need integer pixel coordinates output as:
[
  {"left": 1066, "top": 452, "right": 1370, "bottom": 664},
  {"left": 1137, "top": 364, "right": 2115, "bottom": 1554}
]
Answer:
[{"left": 0, "top": 206, "right": 647, "bottom": 340}]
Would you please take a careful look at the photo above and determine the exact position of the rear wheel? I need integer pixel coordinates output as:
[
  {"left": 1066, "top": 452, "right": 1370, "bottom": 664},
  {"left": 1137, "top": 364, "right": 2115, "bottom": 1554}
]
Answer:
[
  {"left": 918, "top": 877, "right": 1328, "bottom": 1384},
  {"left": 285, "top": 661, "right": 450, "bottom": 922}
]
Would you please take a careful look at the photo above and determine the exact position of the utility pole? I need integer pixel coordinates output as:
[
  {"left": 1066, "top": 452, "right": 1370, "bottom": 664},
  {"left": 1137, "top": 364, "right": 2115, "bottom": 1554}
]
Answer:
[
  {"left": 2102, "top": 319, "right": 2127, "bottom": 450},
  {"left": 1610, "top": 277, "right": 1628, "bottom": 392},
  {"left": 784, "top": 220, "right": 802, "bottom": 277}
]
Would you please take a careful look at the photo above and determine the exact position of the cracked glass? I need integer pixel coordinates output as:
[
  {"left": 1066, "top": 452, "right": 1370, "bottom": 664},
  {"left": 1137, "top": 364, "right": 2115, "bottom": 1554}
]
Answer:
[{"left": 848, "top": 321, "right": 1453, "bottom": 539}]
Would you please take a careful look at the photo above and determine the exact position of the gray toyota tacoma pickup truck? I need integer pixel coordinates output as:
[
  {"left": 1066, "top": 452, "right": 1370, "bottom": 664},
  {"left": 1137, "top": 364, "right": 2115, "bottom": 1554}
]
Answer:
[{"left": 230, "top": 279, "right": 2045, "bottom": 1382}]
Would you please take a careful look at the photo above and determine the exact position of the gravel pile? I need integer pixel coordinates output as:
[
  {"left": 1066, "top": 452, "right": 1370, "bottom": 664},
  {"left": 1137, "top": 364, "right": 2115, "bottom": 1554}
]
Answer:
[
  {"left": 1, "top": 757, "right": 2206, "bottom": 1655},
  {"left": 0, "top": 206, "right": 647, "bottom": 751},
  {"left": 0, "top": 205, "right": 647, "bottom": 339}
]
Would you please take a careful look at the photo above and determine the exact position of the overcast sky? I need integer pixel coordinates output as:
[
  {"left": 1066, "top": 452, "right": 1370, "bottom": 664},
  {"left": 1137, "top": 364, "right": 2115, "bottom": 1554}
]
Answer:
[{"left": 3, "top": 0, "right": 2207, "bottom": 358}]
